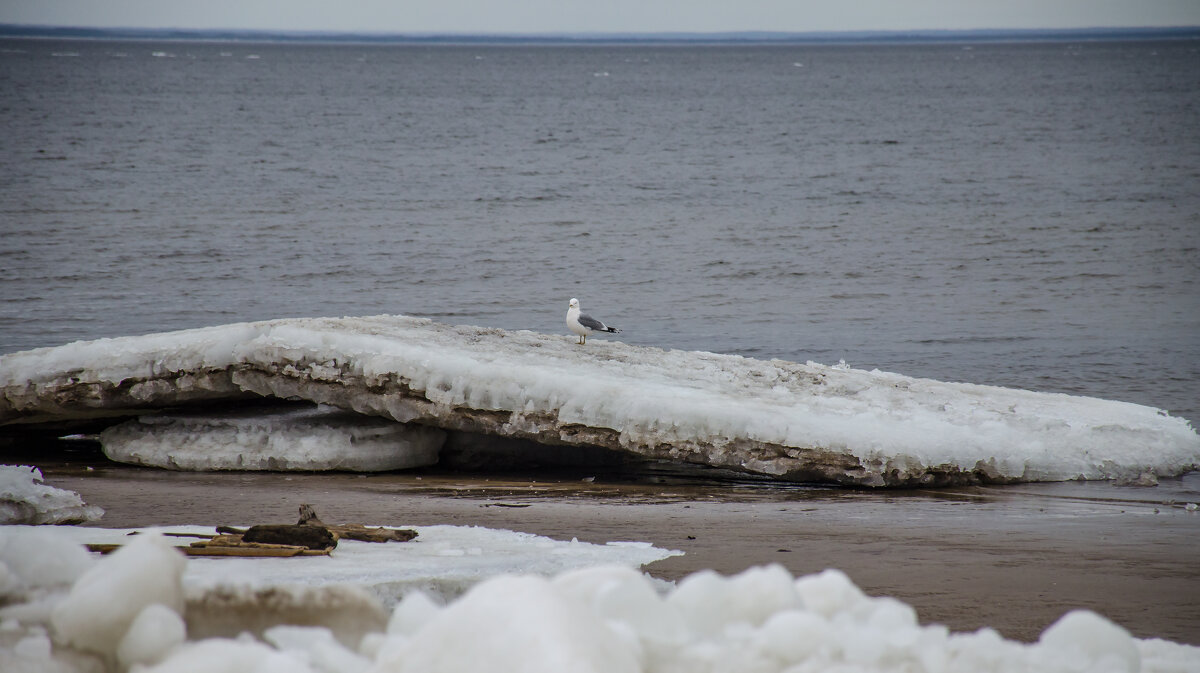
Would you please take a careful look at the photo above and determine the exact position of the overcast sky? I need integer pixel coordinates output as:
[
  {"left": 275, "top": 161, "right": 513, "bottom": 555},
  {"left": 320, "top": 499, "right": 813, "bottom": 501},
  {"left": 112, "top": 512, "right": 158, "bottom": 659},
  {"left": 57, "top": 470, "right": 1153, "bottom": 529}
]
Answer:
[{"left": 2, "top": 0, "right": 1198, "bottom": 34}]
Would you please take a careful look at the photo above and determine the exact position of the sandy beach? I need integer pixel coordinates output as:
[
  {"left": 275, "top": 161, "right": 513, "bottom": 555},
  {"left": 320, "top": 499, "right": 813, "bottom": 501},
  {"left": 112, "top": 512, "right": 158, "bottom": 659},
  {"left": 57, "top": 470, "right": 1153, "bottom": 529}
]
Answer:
[{"left": 21, "top": 448, "right": 1199, "bottom": 648}]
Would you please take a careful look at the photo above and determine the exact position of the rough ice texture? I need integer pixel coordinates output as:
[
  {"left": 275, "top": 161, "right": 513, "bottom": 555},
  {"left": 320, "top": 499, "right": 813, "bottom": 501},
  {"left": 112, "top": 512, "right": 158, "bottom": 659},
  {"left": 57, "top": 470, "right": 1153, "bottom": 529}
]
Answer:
[
  {"left": 4, "top": 529, "right": 1200, "bottom": 673},
  {"left": 99, "top": 405, "right": 443, "bottom": 472},
  {"left": 0, "top": 465, "right": 103, "bottom": 525},
  {"left": 2, "top": 316, "right": 1198, "bottom": 486}
]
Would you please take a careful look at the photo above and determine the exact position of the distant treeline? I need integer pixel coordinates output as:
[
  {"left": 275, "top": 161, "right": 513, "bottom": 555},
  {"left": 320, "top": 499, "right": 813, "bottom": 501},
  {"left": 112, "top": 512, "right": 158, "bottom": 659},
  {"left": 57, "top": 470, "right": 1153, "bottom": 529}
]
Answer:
[{"left": 1, "top": 24, "right": 1198, "bottom": 45}]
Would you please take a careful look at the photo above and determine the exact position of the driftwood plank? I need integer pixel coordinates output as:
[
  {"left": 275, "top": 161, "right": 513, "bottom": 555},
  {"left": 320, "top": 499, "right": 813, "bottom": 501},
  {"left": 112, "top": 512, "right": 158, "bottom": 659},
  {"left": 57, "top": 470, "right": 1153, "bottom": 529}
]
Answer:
[
  {"left": 85, "top": 543, "right": 123, "bottom": 554},
  {"left": 184, "top": 546, "right": 309, "bottom": 557},
  {"left": 87, "top": 543, "right": 331, "bottom": 557}
]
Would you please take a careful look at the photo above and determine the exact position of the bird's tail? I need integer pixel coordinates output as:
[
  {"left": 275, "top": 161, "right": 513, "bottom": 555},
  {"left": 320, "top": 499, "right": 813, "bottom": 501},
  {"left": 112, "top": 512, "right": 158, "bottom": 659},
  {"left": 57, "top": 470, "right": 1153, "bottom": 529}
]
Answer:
[{"left": 604, "top": 326, "right": 620, "bottom": 333}]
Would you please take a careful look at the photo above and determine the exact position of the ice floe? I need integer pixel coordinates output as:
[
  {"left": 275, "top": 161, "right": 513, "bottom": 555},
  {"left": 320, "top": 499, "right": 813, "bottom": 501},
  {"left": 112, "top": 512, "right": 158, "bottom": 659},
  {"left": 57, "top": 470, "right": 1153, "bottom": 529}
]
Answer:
[
  {"left": 0, "top": 528, "right": 1197, "bottom": 673},
  {"left": 0, "top": 465, "right": 103, "bottom": 525},
  {"left": 1, "top": 316, "right": 1197, "bottom": 486}
]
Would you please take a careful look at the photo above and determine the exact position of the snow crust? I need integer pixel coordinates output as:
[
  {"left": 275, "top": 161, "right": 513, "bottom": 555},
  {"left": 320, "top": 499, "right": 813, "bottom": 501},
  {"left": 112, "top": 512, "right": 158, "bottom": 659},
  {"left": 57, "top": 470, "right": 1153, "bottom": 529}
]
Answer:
[
  {"left": 1, "top": 527, "right": 1197, "bottom": 673},
  {"left": 3, "top": 316, "right": 1198, "bottom": 485},
  {"left": 0, "top": 465, "right": 103, "bottom": 525},
  {"left": 99, "top": 406, "right": 443, "bottom": 472}
]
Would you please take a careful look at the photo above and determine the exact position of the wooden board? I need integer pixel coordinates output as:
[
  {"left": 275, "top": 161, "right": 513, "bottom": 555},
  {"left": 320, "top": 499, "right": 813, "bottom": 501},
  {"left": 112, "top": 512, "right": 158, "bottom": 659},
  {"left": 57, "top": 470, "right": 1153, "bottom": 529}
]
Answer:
[{"left": 85, "top": 543, "right": 331, "bottom": 557}]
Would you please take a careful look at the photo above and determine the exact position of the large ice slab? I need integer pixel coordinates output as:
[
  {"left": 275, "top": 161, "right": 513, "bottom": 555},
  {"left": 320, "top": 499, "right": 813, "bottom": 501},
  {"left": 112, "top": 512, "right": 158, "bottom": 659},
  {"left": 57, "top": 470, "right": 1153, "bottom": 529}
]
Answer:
[{"left": 2, "top": 316, "right": 1198, "bottom": 486}]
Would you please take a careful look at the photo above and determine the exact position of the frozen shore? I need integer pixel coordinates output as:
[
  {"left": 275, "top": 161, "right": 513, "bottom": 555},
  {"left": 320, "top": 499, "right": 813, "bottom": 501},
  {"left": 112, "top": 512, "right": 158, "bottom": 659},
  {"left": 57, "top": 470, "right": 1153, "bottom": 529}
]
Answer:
[
  {"left": 2, "top": 315, "right": 1197, "bottom": 486},
  {"left": 2, "top": 521, "right": 1197, "bottom": 673}
]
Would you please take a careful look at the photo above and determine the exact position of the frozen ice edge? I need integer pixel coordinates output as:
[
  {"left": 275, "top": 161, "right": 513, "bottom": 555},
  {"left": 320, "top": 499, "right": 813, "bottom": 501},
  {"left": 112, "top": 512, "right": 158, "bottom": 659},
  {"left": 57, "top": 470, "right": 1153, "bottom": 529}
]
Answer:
[{"left": 1, "top": 315, "right": 1197, "bottom": 487}]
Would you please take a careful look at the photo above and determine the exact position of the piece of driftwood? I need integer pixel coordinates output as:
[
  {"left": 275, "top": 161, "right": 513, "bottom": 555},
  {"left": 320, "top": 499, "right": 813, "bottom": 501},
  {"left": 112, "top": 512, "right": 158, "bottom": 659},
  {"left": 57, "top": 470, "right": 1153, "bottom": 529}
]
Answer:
[
  {"left": 185, "top": 546, "right": 302, "bottom": 557},
  {"left": 240, "top": 524, "right": 337, "bottom": 550},
  {"left": 297, "top": 504, "right": 417, "bottom": 543},
  {"left": 186, "top": 545, "right": 330, "bottom": 557},
  {"left": 85, "top": 542, "right": 330, "bottom": 557},
  {"left": 85, "top": 543, "right": 123, "bottom": 554},
  {"left": 86, "top": 505, "right": 413, "bottom": 559}
]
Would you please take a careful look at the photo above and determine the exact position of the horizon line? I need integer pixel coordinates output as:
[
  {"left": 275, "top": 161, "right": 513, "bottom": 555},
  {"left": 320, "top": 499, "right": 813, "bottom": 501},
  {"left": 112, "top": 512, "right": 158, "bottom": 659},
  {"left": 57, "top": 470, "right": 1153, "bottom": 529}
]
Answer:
[{"left": 2, "top": 24, "right": 1199, "bottom": 45}]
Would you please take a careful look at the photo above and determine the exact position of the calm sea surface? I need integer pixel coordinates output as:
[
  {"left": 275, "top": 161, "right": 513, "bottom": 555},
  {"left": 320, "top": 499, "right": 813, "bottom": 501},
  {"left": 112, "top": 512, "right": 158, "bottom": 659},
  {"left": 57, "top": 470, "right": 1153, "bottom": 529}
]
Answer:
[{"left": 1, "top": 39, "right": 1198, "bottom": 420}]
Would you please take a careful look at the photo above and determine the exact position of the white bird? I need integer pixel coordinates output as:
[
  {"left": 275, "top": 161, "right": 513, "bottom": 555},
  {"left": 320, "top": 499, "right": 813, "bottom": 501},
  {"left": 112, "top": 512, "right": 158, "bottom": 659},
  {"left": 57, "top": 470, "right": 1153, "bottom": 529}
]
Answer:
[{"left": 566, "top": 298, "right": 620, "bottom": 345}]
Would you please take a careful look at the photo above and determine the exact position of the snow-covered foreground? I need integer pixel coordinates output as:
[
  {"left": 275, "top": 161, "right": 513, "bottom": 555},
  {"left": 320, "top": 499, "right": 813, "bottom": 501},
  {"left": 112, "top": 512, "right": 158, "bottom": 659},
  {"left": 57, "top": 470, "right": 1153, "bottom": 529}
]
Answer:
[
  {"left": 1, "top": 529, "right": 1196, "bottom": 673},
  {"left": 2, "top": 316, "right": 1198, "bottom": 486}
]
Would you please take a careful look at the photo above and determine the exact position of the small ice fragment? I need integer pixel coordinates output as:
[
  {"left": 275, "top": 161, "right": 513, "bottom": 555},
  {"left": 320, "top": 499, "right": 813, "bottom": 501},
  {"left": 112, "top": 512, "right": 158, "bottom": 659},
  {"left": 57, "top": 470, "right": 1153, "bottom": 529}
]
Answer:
[
  {"left": 1038, "top": 610, "right": 1139, "bottom": 672},
  {"left": 50, "top": 532, "right": 185, "bottom": 659},
  {"left": 388, "top": 590, "right": 441, "bottom": 636},
  {"left": 117, "top": 603, "right": 186, "bottom": 668}
]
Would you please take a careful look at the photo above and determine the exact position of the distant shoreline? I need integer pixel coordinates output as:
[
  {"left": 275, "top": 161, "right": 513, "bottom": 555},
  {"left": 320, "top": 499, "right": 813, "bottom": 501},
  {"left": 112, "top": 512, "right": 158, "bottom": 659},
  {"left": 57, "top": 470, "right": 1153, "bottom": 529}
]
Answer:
[{"left": 2, "top": 24, "right": 1199, "bottom": 46}]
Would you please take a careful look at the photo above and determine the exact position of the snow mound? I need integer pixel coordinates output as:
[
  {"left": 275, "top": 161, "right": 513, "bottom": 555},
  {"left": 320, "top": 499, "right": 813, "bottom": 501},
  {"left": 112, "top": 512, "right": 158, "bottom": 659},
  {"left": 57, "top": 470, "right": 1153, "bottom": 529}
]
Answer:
[
  {"left": 99, "top": 405, "right": 443, "bottom": 472},
  {"left": 3, "top": 531, "right": 1198, "bottom": 673},
  {"left": 0, "top": 465, "right": 103, "bottom": 525},
  {"left": 2, "top": 316, "right": 1198, "bottom": 486}
]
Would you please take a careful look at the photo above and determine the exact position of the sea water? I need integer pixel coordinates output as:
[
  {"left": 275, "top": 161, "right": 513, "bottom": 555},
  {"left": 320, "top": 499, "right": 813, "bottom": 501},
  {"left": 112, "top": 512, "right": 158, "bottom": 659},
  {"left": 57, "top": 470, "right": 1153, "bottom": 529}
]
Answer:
[{"left": 1, "top": 39, "right": 1197, "bottom": 419}]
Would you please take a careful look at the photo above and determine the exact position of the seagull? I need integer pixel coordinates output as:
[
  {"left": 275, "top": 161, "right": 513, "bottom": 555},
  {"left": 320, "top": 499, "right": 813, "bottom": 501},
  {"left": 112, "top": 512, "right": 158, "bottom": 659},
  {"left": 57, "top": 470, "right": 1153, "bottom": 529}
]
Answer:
[{"left": 566, "top": 298, "right": 620, "bottom": 345}]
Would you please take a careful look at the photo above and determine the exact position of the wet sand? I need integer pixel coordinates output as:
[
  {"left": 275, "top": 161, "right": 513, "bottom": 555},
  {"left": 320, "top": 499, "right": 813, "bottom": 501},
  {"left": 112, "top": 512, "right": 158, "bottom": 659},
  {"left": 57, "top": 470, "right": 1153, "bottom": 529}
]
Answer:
[{"left": 23, "top": 455, "right": 1200, "bottom": 646}]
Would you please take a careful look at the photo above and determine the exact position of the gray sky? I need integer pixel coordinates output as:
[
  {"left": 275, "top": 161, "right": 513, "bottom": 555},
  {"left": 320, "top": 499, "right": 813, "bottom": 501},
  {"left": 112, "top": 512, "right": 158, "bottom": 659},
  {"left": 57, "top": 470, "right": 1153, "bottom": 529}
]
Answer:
[{"left": 2, "top": 0, "right": 1198, "bottom": 34}]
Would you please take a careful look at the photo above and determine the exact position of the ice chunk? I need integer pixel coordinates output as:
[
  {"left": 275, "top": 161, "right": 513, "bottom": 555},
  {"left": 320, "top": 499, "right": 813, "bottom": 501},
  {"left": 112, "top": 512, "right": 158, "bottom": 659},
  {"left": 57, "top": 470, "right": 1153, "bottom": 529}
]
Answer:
[
  {"left": 100, "top": 406, "right": 443, "bottom": 472},
  {"left": 666, "top": 564, "right": 800, "bottom": 638},
  {"left": 0, "top": 465, "right": 103, "bottom": 525},
  {"left": 758, "top": 609, "right": 834, "bottom": 662},
  {"left": 395, "top": 575, "right": 640, "bottom": 673},
  {"left": 385, "top": 590, "right": 441, "bottom": 636},
  {"left": 1038, "top": 610, "right": 1140, "bottom": 672},
  {"left": 0, "top": 526, "right": 93, "bottom": 600},
  {"left": 794, "top": 567, "right": 869, "bottom": 617},
  {"left": 49, "top": 532, "right": 185, "bottom": 659},
  {"left": 262, "top": 625, "right": 371, "bottom": 673},
  {"left": 117, "top": 603, "right": 186, "bottom": 669},
  {"left": 134, "top": 637, "right": 316, "bottom": 673},
  {"left": 552, "top": 565, "right": 688, "bottom": 647},
  {"left": 1138, "top": 638, "right": 1200, "bottom": 673}
]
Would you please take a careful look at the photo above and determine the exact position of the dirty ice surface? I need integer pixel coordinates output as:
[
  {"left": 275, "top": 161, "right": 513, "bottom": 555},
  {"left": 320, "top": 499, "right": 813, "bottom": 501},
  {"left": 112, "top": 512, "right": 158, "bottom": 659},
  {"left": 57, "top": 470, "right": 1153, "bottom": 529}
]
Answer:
[
  {"left": 1, "top": 530, "right": 1197, "bottom": 673},
  {"left": 0, "top": 465, "right": 103, "bottom": 525},
  {"left": 2, "top": 316, "right": 1198, "bottom": 484}
]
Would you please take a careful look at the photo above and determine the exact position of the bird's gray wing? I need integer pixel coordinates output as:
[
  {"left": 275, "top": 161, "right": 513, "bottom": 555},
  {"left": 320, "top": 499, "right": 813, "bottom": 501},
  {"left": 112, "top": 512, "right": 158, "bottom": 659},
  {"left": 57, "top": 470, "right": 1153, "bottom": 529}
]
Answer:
[{"left": 577, "top": 314, "right": 607, "bottom": 330}]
